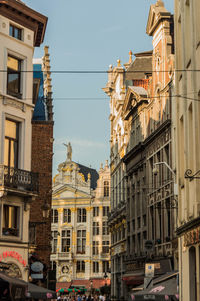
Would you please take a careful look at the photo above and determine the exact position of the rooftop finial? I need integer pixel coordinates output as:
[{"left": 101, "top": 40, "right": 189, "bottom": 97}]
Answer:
[
  {"left": 117, "top": 59, "right": 121, "bottom": 67},
  {"left": 129, "top": 50, "right": 133, "bottom": 64}
]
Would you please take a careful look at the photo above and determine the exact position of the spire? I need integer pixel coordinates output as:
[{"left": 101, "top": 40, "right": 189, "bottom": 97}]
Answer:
[
  {"left": 117, "top": 59, "right": 121, "bottom": 67},
  {"left": 128, "top": 50, "right": 133, "bottom": 64}
]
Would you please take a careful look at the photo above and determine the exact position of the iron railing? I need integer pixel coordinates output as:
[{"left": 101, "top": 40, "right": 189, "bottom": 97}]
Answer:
[{"left": 0, "top": 165, "right": 38, "bottom": 193}]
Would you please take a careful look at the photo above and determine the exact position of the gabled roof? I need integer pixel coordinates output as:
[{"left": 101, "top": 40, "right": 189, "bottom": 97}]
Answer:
[
  {"left": 146, "top": 0, "right": 172, "bottom": 36},
  {"left": 125, "top": 51, "right": 152, "bottom": 81},
  {"left": 123, "top": 86, "right": 148, "bottom": 120}
]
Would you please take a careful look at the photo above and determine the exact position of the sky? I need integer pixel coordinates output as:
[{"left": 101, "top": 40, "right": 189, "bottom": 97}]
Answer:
[{"left": 23, "top": 0, "right": 174, "bottom": 176}]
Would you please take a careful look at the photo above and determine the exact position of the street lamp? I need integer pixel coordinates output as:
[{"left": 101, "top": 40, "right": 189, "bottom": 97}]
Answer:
[
  {"left": 153, "top": 162, "right": 178, "bottom": 196},
  {"left": 90, "top": 280, "right": 93, "bottom": 297},
  {"left": 104, "top": 272, "right": 108, "bottom": 286}
]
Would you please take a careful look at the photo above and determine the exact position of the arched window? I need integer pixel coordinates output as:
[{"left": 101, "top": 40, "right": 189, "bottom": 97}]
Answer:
[
  {"left": 104, "top": 181, "right": 109, "bottom": 197},
  {"left": 189, "top": 246, "right": 197, "bottom": 300}
]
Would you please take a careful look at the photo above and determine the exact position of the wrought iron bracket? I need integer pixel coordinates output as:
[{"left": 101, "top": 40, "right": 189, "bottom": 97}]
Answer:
[{"left": 185, "top": 169, "right": 200, "bottom": 181}]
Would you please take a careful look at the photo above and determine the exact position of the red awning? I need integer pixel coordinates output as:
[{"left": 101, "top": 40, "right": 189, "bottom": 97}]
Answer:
[{"left": 122, "top": 275, "right": 144, "bottom": 286}]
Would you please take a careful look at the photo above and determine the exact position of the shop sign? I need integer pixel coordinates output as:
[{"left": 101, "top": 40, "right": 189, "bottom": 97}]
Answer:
[
  {"left": 31, "top": 261, "right": 44, "bottom": 279},
  {"left": 145, "top": 263, "right": 154, "bottom": 277},
  {"left": 0, "top": 251, "right": 26, "bottom": 267},
  {"left": 184, "top": 226, "right": 200, "bottom": 246}
]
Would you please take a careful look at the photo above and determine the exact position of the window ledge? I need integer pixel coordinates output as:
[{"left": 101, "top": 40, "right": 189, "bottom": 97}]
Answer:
[{"left": 0, "top": 92, "right": 35, "bottom": 108}]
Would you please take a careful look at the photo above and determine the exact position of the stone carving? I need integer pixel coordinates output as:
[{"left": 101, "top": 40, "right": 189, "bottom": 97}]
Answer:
[{"left": 63, "top": 142, "right": 72, "bottom": 161}]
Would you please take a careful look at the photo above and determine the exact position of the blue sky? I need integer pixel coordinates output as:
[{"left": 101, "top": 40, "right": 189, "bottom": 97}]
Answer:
[{"left": 23, "top": 0, "right": 174, "bottom": 176}]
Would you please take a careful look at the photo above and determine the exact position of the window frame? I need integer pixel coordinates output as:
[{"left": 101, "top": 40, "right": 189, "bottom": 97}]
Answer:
[
  {"left": 7, "top": 54, "right": 22, "bottom": 99},
  {"left": 76, "top": 260, "right": 85, "bottom": 273},
  {"left": 93, "top": 222, "right": 99, "bottom": 236},
  {"left": 93, "top": 261, "right": 99, "bottom": 273},
  {"left": 61, "top": 230, "right": 71, "bottom": 252},
  {"left": 63, "top": 209, "right": 71, "bottom": 223},
  {"left": 9, "top": 24, "right": 22, "bottom": 40},
  {"left": 104, "top": 181, "right": 109, "bottom": 197},
  {"left": 77, "top": 208, "right": 87, "bottom": 223},
  {"left": 2, "top": 203, "right": 21, "bottom": 238},
  {"left": 77, "top": 229, "right": 86, "bottom": 254},
  {"left": 4, "top": 119, "right": 19, "bottom": 168}
]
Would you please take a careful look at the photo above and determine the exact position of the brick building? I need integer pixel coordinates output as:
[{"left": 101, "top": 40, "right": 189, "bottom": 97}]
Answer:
[{"left": 29, "top": 46, "right": 54, "bottom": 284}]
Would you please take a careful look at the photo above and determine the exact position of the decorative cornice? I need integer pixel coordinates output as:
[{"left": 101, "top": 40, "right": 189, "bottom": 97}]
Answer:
[{"left": 176, "top": 217, "right": 200, "bottom": 236}]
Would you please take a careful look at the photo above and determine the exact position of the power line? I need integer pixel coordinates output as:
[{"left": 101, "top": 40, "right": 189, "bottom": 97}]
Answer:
[{"left": 1, "top": 69, "right": 200, "bottom": 73}]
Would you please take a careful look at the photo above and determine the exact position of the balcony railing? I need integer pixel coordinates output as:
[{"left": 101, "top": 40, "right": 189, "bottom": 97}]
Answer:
[{"left": 0, "top": 165, "right": 39, "bottom": 193}]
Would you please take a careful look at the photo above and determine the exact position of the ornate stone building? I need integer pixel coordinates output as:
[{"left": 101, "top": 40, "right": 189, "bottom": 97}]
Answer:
[
  {"left": 51, "top": 144, "right": 111, "bottom": 292},
  {"left": 103, "top": 1, "right": 177, "bottom": 298},
  {"left": 174, "top": 0, "right": 200, "bottom": 300},
  {"left": 0, "top": 0, "right": 47, "bottom": 281}
]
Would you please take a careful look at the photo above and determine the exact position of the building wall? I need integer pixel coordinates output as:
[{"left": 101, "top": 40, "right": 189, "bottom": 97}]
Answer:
[
  {"left": 174, "top": 0, "right": 200, "bottom": 300},
  {"left": 0, "top": 0, "right": 47, "bottom": 282},
  {"left": 51, "top": 155, "right": 110, "bottom": 290}
]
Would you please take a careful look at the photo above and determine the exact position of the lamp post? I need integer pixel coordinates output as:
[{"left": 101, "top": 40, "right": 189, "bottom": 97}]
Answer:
[
  {"left": 90, "top": 280, "right": 93, "bottom": 298},
  {"left": 153, "top": 162, "right": 178, "bottom": 198}
]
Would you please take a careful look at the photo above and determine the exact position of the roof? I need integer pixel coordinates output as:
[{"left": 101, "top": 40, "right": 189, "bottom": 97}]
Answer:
[
  {"left": 129, "top": 86, "right": 148, "bottom": 97},
  {"left": 0, "top": 0, "right": 47, "bottom": 46},
  {"left": 126, "top": 51, "right": 152, "bottom": 81},
  {"left": 78, "top": 163, "right": 99, "bottom": 190}
]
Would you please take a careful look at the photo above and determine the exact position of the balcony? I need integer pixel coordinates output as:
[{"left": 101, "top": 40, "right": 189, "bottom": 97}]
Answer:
[{"left": 0, "top": 165, "right": 39, "bottom": 194}]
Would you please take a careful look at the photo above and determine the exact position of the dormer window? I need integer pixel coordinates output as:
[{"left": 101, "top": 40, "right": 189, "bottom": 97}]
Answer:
[{"left": 9, "top": 24, "right": 22, "bottom": 40}]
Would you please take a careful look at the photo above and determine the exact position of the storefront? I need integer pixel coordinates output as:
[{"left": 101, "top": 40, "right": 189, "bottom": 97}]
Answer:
[{"left": 130, "top": 272, "right": 179, "bottom": 301}]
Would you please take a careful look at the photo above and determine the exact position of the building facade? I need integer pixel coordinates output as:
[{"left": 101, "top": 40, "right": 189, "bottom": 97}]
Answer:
[
  {"left": 174, "top": 0, "right": 200, "bottom": 300},
  {"left": 51, "top": 144, "right": 111, "bottom": 292},
  {"left": 0, "top": 0, "right": 47, "bottom": 281},
  {"left": 103, "top": 1, "right": 177, "bottom": 299},
  {"left": 29, "top": 45, "right": 54, "bottom": 285}
]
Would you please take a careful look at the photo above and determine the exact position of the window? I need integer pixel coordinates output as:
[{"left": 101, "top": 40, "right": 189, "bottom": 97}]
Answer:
[
  {"left": 77, "top": 230, "right": 86, "bottom": 254},
  {"left": 104, "top": 181, "right": 109, "bottom": 197},
  {"left": 77, "top": 208, "right": 86, "bottom": 223},
  {"left": 102, "top": 221, "right": 109, "bottom": 235},
  {"left": 102, "top": 261, "right": 109, "bottom": 273},
  {"left": 2, "top": 204, "right": 19, "bottom": 236},
  {"left": 93, "top": 261, "right": 99, "bottom": 273},
  {"left": 9, "top": 24, "right": 22, "bottom": 40},
  {"left": 7, "top": 55, "right": 22, "bottom": 98},
  {"left": 51, "top": 231, "right": 58, "bottom": 253},
  {"left": 137, "top": 217, "right": 141, "bottom": 229},
  {"left": 77, "top": 261, "right": 85, "bottom": 273},
  {"left": 103, "top": 206, "right": 109, "bottom": 217},
  {"left": 102, "top": 241, "right": 109, "bottom": 254},
  {"left": 51, "top": 209, "right": 58, "bottom": 223},
  {"left": 63, "top": 209, "right": 71, "bottom": 223},
  {"left": 4, "top": 119, "right": 19, "bottom": 168},
  {"left": 93, "top": 207, "right": 99, "bottom": 217},
  {"left": 93, "top": 241, "right": 99, "bottom": 255},
  {"left": 61, "top": 230, "right": 71, "bottom": 252},
  {"left": 93, "top": 222, "right": 99, "bottom": 235}
]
